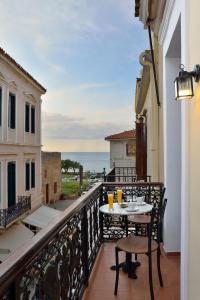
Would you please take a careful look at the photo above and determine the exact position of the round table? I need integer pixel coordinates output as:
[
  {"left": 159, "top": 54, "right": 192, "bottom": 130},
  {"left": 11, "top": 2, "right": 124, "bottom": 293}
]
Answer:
[
  {"left": 99, "top": 202, "right": 153, "bottom": 278},
  {"left": 99, "top": 202, "right": 153, "bottom": 216}
]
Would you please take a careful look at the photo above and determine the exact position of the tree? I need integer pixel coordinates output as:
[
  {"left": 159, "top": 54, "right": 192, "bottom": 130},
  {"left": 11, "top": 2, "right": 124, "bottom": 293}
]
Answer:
[
  {"left": 61, "top": 159, "right": 73, "bottom": 173},
  {"left": 61, "top": 159, "right": 80, "bottom": 174}
]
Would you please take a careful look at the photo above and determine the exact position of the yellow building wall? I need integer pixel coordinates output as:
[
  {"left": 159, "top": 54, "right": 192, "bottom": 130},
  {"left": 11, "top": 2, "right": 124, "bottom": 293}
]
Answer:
[
  {"left": 142, "top": 67, "right": 159, "bottom": 181},
  {"left": 188, "top": 1, "right": 200, "bottom": 298}
]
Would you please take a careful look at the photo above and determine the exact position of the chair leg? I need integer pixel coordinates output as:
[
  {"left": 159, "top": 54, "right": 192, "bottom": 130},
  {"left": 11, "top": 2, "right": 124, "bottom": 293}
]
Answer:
[
  {"left": 148, "top": 252, "right": 154, "bottom": 300},
  {"left": 114, "top": 247, "right": 119, "bottom": 295},
  {"left": 157, "top": 247, "right": 163, "bottom": 287}
]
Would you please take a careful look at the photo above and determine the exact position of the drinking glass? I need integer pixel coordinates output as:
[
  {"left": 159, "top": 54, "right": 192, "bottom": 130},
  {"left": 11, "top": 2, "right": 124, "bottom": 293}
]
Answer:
[
  {"left": 107, "top": 192, "right": 114, "bottom": 210},
  {"left": 117, "top": 189, "right": 123, "bottom": 204}
]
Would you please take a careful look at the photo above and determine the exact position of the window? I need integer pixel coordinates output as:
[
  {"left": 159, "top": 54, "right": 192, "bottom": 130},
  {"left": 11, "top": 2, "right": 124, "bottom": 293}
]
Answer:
[
  {"left": 31, "top": 106, "right": 35, "bottom": 133},
  {"left": 25, "top": 103, "right": 30, "bottom": 132},
  {"left": 44, "top": 170, "right": 47, "bottom": 178},
  {"left": 31, "top": 161, "right": 35, "bottom": 188},
  {"left": 0, "top": 87, "right": 2, "bottom": 126},
  {"left": 7, "top": 162, "right": 16, "bottom": 207},
  {"left": 126, "top": 144, "right": 136, "bottom": 157},
  {"left": 54, "top": 182, "right": 57, "bottom": 194},
  {"left": 8, "top": 93, "right": 16, "bottom": 129},
  {"left": 25, "top": 162, "right": 30, "bottom": 191},
  {"left": 0, "top": 162, "right": 1, "bottom": 203}
]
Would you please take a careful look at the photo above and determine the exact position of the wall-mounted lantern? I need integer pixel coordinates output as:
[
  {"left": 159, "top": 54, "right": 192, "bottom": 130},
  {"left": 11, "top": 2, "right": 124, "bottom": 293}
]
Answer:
[{"left": 174, "top": 64, "right": 200, "bottom": 100}]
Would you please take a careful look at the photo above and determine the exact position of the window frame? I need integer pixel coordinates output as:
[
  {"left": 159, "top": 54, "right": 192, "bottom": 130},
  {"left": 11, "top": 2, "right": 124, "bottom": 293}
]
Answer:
[
  {"left": 8, "top": 92, "right": 16, "bottom": 130},
  {"left": 0, "top": 86, "right": 2, "bottom": 127},
  {"left": 8, "top": 93, "right": 16, "bottom": 129},
  {"left": 25, "top": 161, "right": 30, "bottom": 191},
  {"left": 25, "top": 102, "right": 30, "bottom": 133},
  {"left": 31, "top": 161, "right": 35, "bottom": 189},
  {"left": 31, "top": 105, "right": 35, "bottom": 134}
]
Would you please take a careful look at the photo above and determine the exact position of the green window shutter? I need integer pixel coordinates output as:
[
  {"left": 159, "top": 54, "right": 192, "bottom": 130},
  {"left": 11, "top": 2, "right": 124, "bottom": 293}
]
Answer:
[
  {"left": 25, "top": 162, "right": 30, "bottom": 191},
  {"left": 31, "top": 106, "right": 35, "bottom": 133},
  {"left": 25, "top": 103, "right": 30, "bottom": 132},
  {"left": 31, "top": 161, "right": 35, "bottom": 188},
  {"left": 9, "top": 94, "right": 16, "bottom": 129},
  {"left": 0, "top": 87, "right": 2, "bottom": 126},
  {"left": 7, "top": 162, "right": 16, "bottom": 207}
]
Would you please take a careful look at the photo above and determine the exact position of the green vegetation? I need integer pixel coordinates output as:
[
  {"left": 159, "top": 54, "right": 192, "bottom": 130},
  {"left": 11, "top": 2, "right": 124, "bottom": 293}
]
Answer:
[
  {"left": 61, "top": 180, "right": 89, "bottom": 197},
  {"left": 61, "top": 159, "right": 90, "bottom": 198},
  {"left": 61, "top": 159, "right": 80, "bottom": 173}
]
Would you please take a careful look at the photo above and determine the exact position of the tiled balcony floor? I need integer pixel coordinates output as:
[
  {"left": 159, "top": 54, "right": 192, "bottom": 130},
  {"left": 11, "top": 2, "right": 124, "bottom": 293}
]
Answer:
[{"left": 83, "top": 243, "right": 180, "bottom": 300}]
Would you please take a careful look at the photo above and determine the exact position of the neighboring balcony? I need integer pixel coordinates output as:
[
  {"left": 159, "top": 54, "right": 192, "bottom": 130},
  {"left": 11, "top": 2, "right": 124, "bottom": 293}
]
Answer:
[
  {"left": 0, "top": 196, "right": 31, "bottom": 228},
  {"left": 104, "top": 166, "right": 151, "bottom": 182},
  {"left": 0, "top": 183, "right": 179, "bottom": 300}
]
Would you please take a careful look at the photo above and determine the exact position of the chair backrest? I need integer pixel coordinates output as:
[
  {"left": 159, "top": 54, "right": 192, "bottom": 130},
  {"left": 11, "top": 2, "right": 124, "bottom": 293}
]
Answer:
[
  {"left": 157, "top": 198, "right": 167, "bottom": 244},
  {"left": 148, "top": 198, "right": 167, "bottom": 250}
]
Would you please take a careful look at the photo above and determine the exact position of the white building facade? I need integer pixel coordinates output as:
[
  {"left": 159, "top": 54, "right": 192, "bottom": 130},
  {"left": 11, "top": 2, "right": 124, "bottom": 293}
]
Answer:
[
  {"left": 135, "top": 0, "right": 200, "bottom": 299},
  {"left": 0, "top": 48, "right": 46, "bottom": 213},
  {"left": 105, "top": 130, "right": 136, "bottom": 169}
]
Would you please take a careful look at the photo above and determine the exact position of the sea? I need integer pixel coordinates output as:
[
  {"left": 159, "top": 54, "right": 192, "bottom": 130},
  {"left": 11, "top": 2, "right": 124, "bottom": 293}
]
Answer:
[{"left": 61, "top": 152, "right": 110, "bottom": 173}]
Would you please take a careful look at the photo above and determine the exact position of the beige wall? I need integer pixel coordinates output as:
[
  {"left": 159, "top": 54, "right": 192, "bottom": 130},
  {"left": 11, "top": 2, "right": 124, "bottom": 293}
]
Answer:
[
  {"left": 140, "top": 65, "right": 160, "bottom": 181},
  {"left": 109, "top": 139, "right": 136, "bottom": 168},
  {"left": 0, "top": 56, "right": 44, "bottom": 210},
  {"left": 42, "top": 152, "right": 61, "bottom": 203},
  {"left": 187, "top": 1, "right": 200, "bottom": 298}
]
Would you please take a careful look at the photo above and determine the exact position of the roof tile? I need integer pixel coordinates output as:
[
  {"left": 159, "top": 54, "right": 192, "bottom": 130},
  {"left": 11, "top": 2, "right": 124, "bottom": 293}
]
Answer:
[{"left": 105, "top": 130, "right": 136, "bottom": 141}]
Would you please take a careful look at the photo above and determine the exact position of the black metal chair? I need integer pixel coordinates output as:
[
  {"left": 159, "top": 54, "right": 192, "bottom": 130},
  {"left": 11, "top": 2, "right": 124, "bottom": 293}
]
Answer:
[
  {"left": 114, "top": 199, "right": 167, "bottom": 300},
  {"left": 129, "top": 187, "right": 166, "bottom": 226}
]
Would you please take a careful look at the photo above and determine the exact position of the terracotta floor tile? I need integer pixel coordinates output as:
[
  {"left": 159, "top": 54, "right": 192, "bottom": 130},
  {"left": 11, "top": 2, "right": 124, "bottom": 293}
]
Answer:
[{"left": 83, "top": 243, "right": 180, "bottom": 300}]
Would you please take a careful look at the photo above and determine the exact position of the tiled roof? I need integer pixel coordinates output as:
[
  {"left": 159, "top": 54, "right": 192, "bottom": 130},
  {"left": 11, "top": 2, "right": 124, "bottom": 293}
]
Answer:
[
  {"left": 105, "top": 130, "right": 136, "bottom": 141},
  {"left": 0, "top": 47, "right": 46, "bottom": 93}
]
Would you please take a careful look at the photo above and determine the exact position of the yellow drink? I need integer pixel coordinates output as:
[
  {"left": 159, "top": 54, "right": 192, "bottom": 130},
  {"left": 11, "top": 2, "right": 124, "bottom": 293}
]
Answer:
[
  {"left": 117, "top": 189, "right": 123, "bottom": 204},
  {"left": 108, "top": 193, "right": 114, "bottom": 209}
]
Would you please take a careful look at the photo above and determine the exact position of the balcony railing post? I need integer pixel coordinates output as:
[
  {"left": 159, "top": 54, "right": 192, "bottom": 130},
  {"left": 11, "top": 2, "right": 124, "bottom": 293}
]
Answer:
[
  {"left": 99, "top": 185, "right": 104, "bottom": 243},
  {"left": 81, "top": 206, "right": 89, "bottom": 287}
]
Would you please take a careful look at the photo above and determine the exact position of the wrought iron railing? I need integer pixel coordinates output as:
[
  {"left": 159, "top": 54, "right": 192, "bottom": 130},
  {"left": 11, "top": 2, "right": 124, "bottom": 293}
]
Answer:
[
  {"left": 0, "top": 182, "right": 164, "bottom": 300},
  {"left": 0, "top": 196, "right": 31, "bottom": 228},
  {"left": 104, "top": 167, "right": 151, "bottom": 182}
]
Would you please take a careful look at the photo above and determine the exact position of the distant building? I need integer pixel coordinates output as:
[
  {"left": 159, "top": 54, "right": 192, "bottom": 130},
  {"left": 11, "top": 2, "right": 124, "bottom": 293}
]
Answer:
[
  {"left": 0, "top": 47, "right": 46, "bottom": 261},
  {"left": 105, "top": 130, "right": 136, "bottom": 169},
  {"left": 42, "top": 152, "right": 61, "bottom": 204},
  {"left": 0, "top": 47, "right": 46, "bottom": 216}
]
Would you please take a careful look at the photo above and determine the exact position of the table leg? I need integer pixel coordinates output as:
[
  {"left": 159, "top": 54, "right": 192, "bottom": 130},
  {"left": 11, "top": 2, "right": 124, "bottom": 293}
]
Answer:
[{"left": 110, "top": 216, "right": 141, "bottom": 279}]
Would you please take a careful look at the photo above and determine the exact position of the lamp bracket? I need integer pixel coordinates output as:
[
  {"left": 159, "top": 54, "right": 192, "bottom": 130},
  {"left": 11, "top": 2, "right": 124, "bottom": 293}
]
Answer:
[{"left": 190, "top": 65, "right": 200, "bottom": 82}]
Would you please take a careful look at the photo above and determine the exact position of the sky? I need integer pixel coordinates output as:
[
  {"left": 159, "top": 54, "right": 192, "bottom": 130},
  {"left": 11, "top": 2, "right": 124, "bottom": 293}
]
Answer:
[{"left": 0, "top": 0, "right": 148, "bottom": 152}]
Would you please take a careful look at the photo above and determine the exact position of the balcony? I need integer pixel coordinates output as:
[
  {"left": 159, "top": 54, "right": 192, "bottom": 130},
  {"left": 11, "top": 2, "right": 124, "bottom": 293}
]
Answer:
[
  {"left": 104, "top": 167, "right": 151, "bottom": 182},
  {"left": 0, "top": 183, "right": 179, "bottom": 299},
  {"left": 0, "top": 196, "right": 31, "bottom": 228}
]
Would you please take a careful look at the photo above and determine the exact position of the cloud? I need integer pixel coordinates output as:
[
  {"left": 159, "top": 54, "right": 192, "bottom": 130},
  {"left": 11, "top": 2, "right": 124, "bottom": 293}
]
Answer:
[
  {"left": 78, "top": 82, "right": 115, "bottom": 90},
  {"left": 42, "top": 111, "right": 128, "bottom": 141}
]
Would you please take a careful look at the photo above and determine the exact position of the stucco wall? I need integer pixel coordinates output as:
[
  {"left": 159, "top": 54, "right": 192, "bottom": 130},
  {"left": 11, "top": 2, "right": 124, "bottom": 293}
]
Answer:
[
  {"left": 187, "top": 0, "right": 200, "bottom": 298},
  {"left": 140, "top": 68, "right": 159, "bottom": 181},
  {"left": 42, "top": 152, "right": 61, "bottom": 203},
  {"left": 109, "top": 139, "right": 136, "bottom": 168},
  {"left": 0, "top": 56, "right": 44, "bottom": 210}
]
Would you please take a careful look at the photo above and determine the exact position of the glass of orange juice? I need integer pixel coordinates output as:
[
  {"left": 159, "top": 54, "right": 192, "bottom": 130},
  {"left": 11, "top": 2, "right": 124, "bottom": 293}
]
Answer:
[
  {"left": 117, "top": 189, "right": 123, "bottom": 204},
  {"left": 107, "top": 192, "right": 114, "bottom": 210}
]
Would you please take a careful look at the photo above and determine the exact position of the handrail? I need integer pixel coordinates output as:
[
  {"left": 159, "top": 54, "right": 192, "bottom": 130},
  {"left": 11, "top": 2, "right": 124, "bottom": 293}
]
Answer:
[
  {"left": 0, "top": 181, "right": 164, "bottom": 299},
  {"left": 0, "top": 183, "right": 102, "bottom": 296},
  {"left": 0, "top": 196, "right": 31, "bottom": 228}
]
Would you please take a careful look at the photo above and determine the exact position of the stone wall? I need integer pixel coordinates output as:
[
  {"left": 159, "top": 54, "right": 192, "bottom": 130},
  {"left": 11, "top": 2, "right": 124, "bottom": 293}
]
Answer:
[{"left": 42, "top": 152, "right": 61, "bottom": 204}]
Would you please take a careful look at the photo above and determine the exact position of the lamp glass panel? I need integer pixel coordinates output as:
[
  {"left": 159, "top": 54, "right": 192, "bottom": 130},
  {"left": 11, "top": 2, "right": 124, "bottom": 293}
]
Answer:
[{"left": 176, "top": 76, "right": 193, "bottom": 100}]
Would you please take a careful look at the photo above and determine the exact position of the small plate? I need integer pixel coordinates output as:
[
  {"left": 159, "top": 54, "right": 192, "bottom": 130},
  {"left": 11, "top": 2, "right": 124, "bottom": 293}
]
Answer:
[
  {"left": 136, "top": 202, "right": 146, "bottom": 206},
  {"left": 125, "top": 207, "right": 139, "bottom": 212}
]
